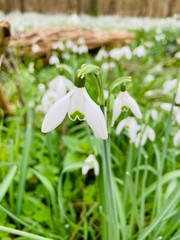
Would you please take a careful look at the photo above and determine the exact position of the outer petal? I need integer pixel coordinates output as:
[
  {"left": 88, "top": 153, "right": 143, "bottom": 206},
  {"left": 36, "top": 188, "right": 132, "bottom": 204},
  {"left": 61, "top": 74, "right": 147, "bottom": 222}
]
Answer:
[
  {"left": 175, "top": 82, "right": 180, "bottom": 104},
  {"left": 128, "top": 118, "right": 140, "bottom": 142},
  {"left": 82, "top": 155, "right": 99, "bottom": 176},
  {"left": 41, "top": 91, "right": 72, "bottom": 133},
  {"left": 82, "top": 88, "right": 108, "bottom": 139},
  {"left": 116, "top": 118, "right": 128, "bottom": 135},
  {"left": 147, "top": 126, "right": 155, "bottom": 142},
  {"left": 123, "top": 91, "right": 142, "bottom": 119},
  {"left": 173, "top": 130, "right": 180, "bottom": 146},
  {"left": 112, "top": 95, "right": 122, "bottom": 126}
]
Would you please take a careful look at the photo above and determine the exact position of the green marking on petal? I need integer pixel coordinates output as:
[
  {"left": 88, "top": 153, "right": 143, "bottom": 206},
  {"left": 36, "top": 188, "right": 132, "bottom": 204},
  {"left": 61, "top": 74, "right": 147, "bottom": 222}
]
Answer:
[
  {"left": 122, "top": 105, "right": 129, "bottom": 112},
  {"left": 70, "top": 111, "right": 85, "bottom": 121}
]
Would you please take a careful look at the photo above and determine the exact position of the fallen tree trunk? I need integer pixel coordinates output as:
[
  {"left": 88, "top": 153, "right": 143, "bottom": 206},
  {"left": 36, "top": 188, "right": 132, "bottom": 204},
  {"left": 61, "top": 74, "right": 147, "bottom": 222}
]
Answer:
[{"left": 10, "top": 27, "right": 134, "bottom": 58}]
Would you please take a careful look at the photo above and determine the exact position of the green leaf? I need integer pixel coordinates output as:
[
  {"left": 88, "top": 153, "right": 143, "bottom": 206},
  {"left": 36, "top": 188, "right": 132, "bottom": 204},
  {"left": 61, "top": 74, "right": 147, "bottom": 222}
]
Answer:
[{"left": 0, "top": 165, "right": 17, "bottom": 202}]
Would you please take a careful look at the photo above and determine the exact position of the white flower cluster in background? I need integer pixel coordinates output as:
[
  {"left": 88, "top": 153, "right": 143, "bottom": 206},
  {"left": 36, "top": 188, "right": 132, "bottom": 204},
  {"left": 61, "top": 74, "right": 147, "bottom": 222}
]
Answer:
[
  {"left": 37, "top": 75, "right": 74, "bottom": 113},
  {"left": 1, "top": 12, "right": 179, "bottom": 32}
]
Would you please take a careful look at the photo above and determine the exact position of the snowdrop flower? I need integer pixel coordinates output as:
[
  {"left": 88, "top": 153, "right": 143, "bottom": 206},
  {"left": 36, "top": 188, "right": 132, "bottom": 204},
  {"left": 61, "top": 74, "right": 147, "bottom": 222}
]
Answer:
[
  {"left": 40, "top": 90, "right": 59, "bottom": 113},
  {"left": 38, "top": 83, "right": 46, "bottom": 93},
  {"left": 95, "top": 48, "right": 108, "bottom": 61},
  {"left": 133, "top": 46, "right": 146, "bottom": 57},
  {"left": 144, "top": 74, "right": 155, "bottom": 83},
  {"left": 149, "top": 109, "right": 158, "bottom": 121},
  {"left": 62, "top": 52, "right": 70, "bottom": 60},
  {"left": 28, "top": 62, "right": 35, "bottom": 73},
  {"left": 49, "top": 55, "right": 60, "bottom": 65},
  {"left": 77, "top": 37, "right": 86, "bottom": 45},
  {"left": 144, "top": 41, "right": 154, "bottom": 48},
  {"left": 163, "top": 79, "right": 177, "bottom": 94},
  {"left": 175, "top": 82, "right": 180, "bottom": 104},
  {"left": 65, "top": 40, "right": 76, "bottom": 51},
  {"left": 52, "top": 42, "right": 65, "bottom": 51},
  {"left": 31, "top": 44, "right": 41, "bottom": 53},
  {"left": 49, "top": 75, "right": 74, "bottom": 98},
  {"left": 155, "top": 33, "right": 166, "bottom": 42},
  {"left": 116, "top": 117, "right": 140, "bottom": 142},
  {"left": 173, "top": 130, "right": 180, "bottom": 146},
  {"left": 82, "top": 154, "right": 99, "bottom": 176},
  {"left": 42, "top": 86, "right": 108, "bottom": 139},
  {"left": 101, "top": 62, "right": 116, "bottom": 71},
  {"left": 67, "top": 13, "right": 81, "bottom": 25},
  {"left": 78, "top": 45, "right": 88, "bottom": 54},
  {"left": 135, "top": 124, "right": 155, "bottom": 147},
  {"left": 109, "top": 46, "right": 132, "bottom": 60},
  {"left": 161, "top": 103, "right": 180, "bottom": 125},
  {"left": 174, "top": 51, "right": 180, "bottom": 59},
  {"left": 112, "top": 91, "right": 142, "bottom": 125}
]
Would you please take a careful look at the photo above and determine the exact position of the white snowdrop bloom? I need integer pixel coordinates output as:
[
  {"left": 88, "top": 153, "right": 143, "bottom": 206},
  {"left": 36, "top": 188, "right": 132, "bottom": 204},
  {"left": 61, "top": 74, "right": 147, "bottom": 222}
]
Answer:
[
  {"left": 101, "top": 62, "right": 116, "bottom": 71},
  {"left": 175, "top": 82, "right": 180, "bottom": 104},
  {"left": 42, "top": 86, "right": 108, "bottom": 139},
  {"left": 62, "top": 52, "right": 70, "bottom": 60},
  {"left": 149, "top": 109, "right": 158, "bottom": 121},
  {"left": 52, "top": 42, "right": 65, "bottom": 51},
  {"left": 78, "top": 37, "right": 86, "bottom": 45},
  {"left": 78, "top": 45, "right": 88, "bottom": 54},
  {"left": 144, "top": 41, "right": 154, "bottom": 48},
  {"left": 144, "top": 74, "right": 155, "bottom": 83},
  {"left": 38, "top": 83, "right": 46, "bottom": 93},
  {"left": 133, "top": 46, "right": 147, "bottom": 57},
  {"left": 28, "top": 100, "right": 35, "bottom": 108},
  {"left": 109, "top": 46, "right": 132, "bottom": 60},
  {"left": 163, "top": 79, "right": 177, "bottom": 94},
  {"left": 65, "top": 40, "right": 76, "bottom": 50},
  {"left": 31, "top": 44, "right": 41, "bottom": 53},
  {"left": 95, "top": 48, "right": 108, "bottom": 61},
  {"left": 116, "top": 117, "right": 140, "bottom": 142},
  {"left": 40, "top": 90, "right": 58, "bottom": 113},
  {"left": 49, "top": 55, "right": 60, "bottom": 65},
  {"left": 174, "top": 51, "right": 180, "bottom": 59},
  {"left": 72, "top": 44, "right": 78, "bottom": 53},
  {"left": 49, "top": 75, "right": 74, "bottom": 99},
  {"left": 82, "top": 154, "right": 99, "bottom": 176},
  {"left": 135, "top": 124, "right": 155, "bottom": 147},
  {"left": 161, "top": 103, "right": 180, "bottom": 125},
  {"left": 112, "top": 91, "right": 142, "bottom": 125},
  {"left": 67, "top": 13, "right": 81, "bottom": 25},
  {"left": 173, "top": 130, "right": 180, "bottom": 146},
  {"left": 155, "top": 33, "right": 166, "bottom": 42},
  {"left": 28, "top": 62, "right": 35, "bottom": 73}
]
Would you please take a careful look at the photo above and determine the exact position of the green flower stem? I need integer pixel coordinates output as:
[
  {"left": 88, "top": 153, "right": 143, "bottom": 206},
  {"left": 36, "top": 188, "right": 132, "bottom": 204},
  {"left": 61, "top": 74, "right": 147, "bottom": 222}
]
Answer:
[{"left": 99, "top": 107, "right": 119, "bottom": 240}]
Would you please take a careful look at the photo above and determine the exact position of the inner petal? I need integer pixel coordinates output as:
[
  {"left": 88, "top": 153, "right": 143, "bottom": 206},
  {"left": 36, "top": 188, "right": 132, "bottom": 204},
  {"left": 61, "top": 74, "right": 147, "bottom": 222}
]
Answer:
[{"left": 68, "top": 87, "right": 85, "bottom": 121}]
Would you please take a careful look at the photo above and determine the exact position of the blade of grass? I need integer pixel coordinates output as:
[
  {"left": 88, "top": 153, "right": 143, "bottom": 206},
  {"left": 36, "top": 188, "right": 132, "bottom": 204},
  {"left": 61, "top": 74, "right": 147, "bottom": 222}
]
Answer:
[
  {"left": 138, "top": 187, "right": 180, "bottom": 240},
  {"left": 0, "top": 165, "right": 17, "bottom": 202},
  {"left": 0, "top": 225, "right": 53, "bottom": 240},
  {"left": 32, "top": 169, "right": 58, "bottom": 217},
  {"left": 16, "top": 109, "right": 33, "bottom": 215}
]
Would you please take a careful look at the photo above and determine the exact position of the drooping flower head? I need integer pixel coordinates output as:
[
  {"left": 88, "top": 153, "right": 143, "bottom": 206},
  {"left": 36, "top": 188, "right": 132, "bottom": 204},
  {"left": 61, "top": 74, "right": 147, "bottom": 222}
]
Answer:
[
  {"left": 112, "top": 90, "right": 142, "bottom": 126},
  {"left": 42, "top": 71, "right": 108, "bottom": 139}
]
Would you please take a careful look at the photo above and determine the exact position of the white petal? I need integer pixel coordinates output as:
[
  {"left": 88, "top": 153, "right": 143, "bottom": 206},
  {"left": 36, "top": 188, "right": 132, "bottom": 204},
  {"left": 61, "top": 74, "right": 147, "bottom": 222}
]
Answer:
[
  {"left": 116, "top": 118, "right": 128, "bottom": 135},
  {"left": 173, "top": 130, "right": 180, "bottom": 146},
  {"left": 147, "top": 126, "right": 155, "bottom": 142},
  {"left": 68, "top": 87, "right": 85, "bottom": 120},
  {"left": 82, "top": 155, "right": 99, "bottom": 176},
  {"left": 82, "top": 88, "right": 108, "bottom": 139},
  {"left": 41, "top": 91, "right": 71, "bottom": 133},
  {"left": 123, "top": 91, "right": 142, "bottom": 119},
  {"left": 175, "top": 82, "right": 180, "bottom": 104},
  {"left": 128, "top": 118, "right": 139, "bottom": 142},
  {"left": 112, "top": 95, "right": 122, "bottom": 125}
]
